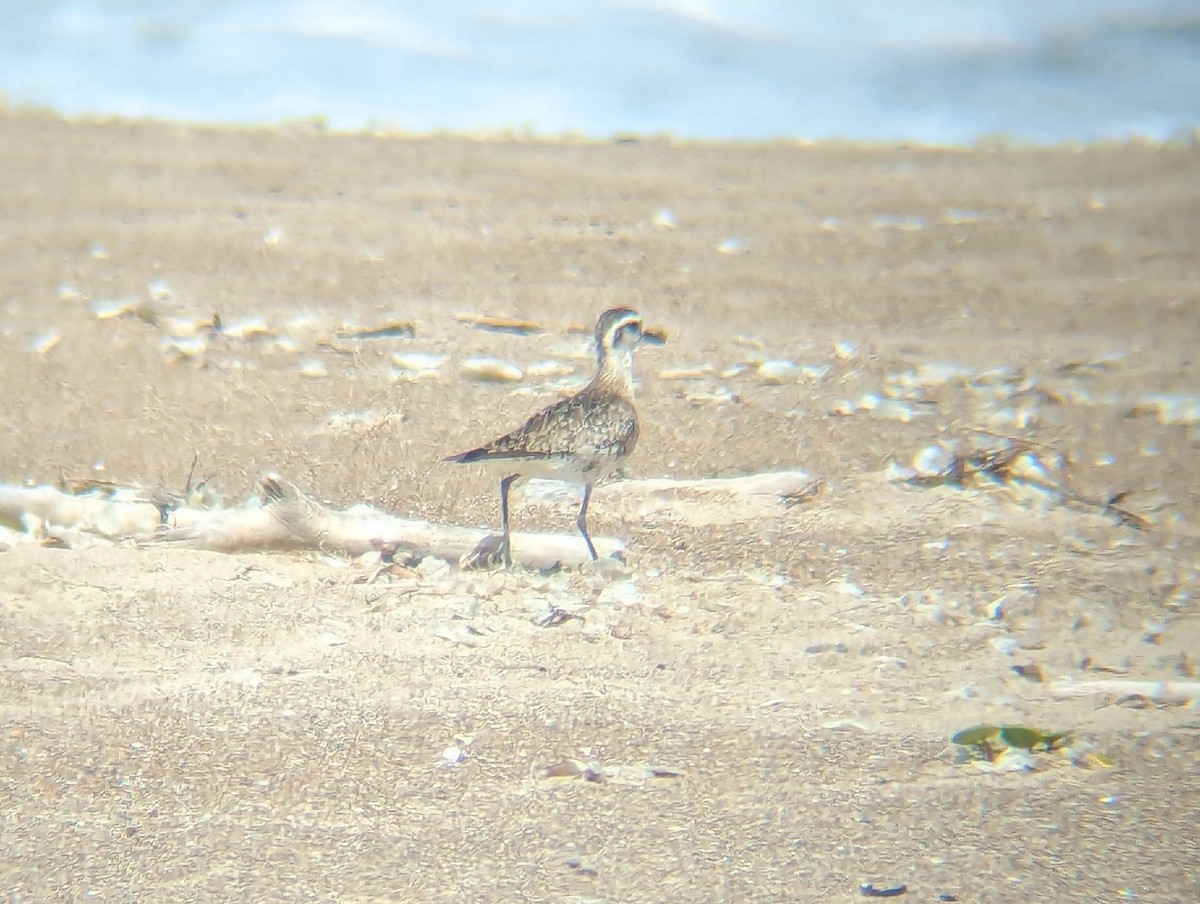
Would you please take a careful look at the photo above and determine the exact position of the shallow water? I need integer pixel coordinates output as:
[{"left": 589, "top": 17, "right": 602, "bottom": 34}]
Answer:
[{"left": 2, "top": 0, "right": 1199, "bottom": 143}]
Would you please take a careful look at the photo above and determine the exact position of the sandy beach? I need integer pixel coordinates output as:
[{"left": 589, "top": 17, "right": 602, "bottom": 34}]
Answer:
[{"left": 1, "top": 110, "right": 1198, "bottom": 901}]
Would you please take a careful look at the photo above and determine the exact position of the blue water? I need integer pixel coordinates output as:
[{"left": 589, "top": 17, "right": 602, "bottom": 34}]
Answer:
[{"left": 1, "top": 0, "right": 1198, "bottom": 144}]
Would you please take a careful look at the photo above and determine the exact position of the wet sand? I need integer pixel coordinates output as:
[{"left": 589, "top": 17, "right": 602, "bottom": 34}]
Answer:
[{"left": 1, "top": 110, "right": 1199, "bottom": 901}]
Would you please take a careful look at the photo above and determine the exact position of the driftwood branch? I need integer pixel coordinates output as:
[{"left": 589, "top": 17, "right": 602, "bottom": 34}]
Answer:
[
  {"left": 166, "top": 476, "right": 621, "bottom": 568},
  {"left": 1050, "top": 680, "right": 1200, "bottom": 706},
  {"left": 0, "top": 470, "right": 820, "bottom": 569}
]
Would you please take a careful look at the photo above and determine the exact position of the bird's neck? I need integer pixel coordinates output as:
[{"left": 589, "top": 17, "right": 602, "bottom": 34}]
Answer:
[{"left": 593, "top": 347, "right": 636, "bottom": 399}]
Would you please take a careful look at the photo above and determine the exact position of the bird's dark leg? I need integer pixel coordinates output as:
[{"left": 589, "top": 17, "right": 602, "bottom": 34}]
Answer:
[
  {"left": 576, "top": 483, "right": 599, "bottom": 560},
  {"left": 500, "top": 474, "right": 519, "bottom": 567}
]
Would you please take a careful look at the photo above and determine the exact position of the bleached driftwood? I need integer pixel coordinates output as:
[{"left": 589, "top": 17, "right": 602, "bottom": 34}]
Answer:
[
  {"left": 0, "top": 483, "right": 164, "bottom": 539},
  {"left": 1050, "top": 680, "right": 1200, "bottom": 706},
  {"left": 164, "top": 476, "right": 621, "bottom": 568},
  {"left": 0, "top": 470, "right": 821, "bottom": 568}
]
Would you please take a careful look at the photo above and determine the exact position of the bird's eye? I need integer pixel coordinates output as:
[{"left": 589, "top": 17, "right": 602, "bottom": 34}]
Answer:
[{"left": 617, "top": 322, "right": 642, "bottom": 343}]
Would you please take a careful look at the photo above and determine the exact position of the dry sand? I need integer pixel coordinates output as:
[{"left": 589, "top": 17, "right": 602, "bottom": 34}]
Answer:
[{"left": 1, "top": 110, "right": 1199, "bottom": 901}]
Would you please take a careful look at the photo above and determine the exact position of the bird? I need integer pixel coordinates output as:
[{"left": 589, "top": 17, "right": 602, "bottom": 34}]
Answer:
[{"left": 446, "top": 307, "right": 664, "bottom": 567}]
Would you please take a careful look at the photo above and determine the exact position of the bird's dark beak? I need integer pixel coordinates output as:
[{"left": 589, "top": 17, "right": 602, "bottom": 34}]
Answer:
[{"left": 641, "top": 327, "right": 667, "bottom": 346}]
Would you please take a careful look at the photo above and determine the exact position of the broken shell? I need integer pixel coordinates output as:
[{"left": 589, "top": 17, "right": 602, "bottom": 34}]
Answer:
[
  {"left": 91, "top": 298, "right": 140, "bottom": 320},
  {"left": 1006, "top": 450, "right": 1059, "bottom": 486},
  {"left": 146, "top": 278, "right": 174, "bottom": 302},
  {"left": 834, "top": 340, "right": 859, "bottom": 359},
  {"left": 392, "top": 351, "right": 446, "bottom": 373},
  {"left": 756, "top": 360, "right": 799, "bottom": 384},
  {"left": 26, "top": 331, "right": 61, "bottom": 354},
  {"left": 912, "top": 443, "right": 958, "bottom": 478},
  {"left": 219, "top": 317, "right": 274, "bottom": 339},
  {"left": 58, "top": 283, "right": 87, "bottom": 303},
  {"left": 159, "top": 336, "right": 208, "bottom": 363},
  {"left": 872, "top": 399, "right": 926, "bottom": 421},
  {"left": 799, "top": 363, "right": 832, "bottom": 380},
  {"left": 460, "top": 357, "right": 523, "bottom": 382}
]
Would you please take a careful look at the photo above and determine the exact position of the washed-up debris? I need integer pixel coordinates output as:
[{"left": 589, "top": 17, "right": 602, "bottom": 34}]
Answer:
[
  {"left": 1055, "top": 352, "right": 1124, "bottom": 377},
  {"left": 58, "top": 283, "right": 87, "bottom": 302},
  {"left": 460, "top": 357, "right": 523, "bottom": 382},
  {"left": 160, "top": 335, "right": 209, "bottom": 364},
  {"left": 440, "top": 734, "right": 477, "bottom": 766},
  {"left": 147, "top": 278, "right": 173, "bottom": 301},
  {"left": 860, "top": 883, "right": 907, "bottom": 898},
  {"left": 889, "top": 361, "right": 972, "bottom": 390},
  {"left": 26, "top": 330, "right": 61, "bottom": 354},
  {"left": 1050, "top": 679, "right": 1200, "bottom": 706},
  {"left": 716, "top": 236, "right": 748, "bottom": 254},
  {"left": 90, "top": 297, "right": 137, "bottom": 320},
  {"left": 1011, "top": 662, "right": 1045, "bottom": 682},
  {"left": 805, "top": 642, "right": 848, "bottom": 655},
  {"left": 217, "top": 316, "right": 275, "bottom": 340},
  {"left": 781, "top": 477, "right": 824, "bottom": 508},
  {"left": 834, "top": 340, "right": 860, "bottom": 359},
  {"left": 565, "top": 857, "right": 598, "bottom": 877},
  {"left": 392, "top": 351, "right": 447, "bottom": 380},
  {"left": 297, "top": 359, "right": 328, "bottom": 378},
  {"left": 756, "top": 360, "right": 800, "bottom": 385},
  {"left": 890, "top": 439, "right": 1149, "bottom": 529},
  {"left": 1129, "top": 393, "right": 1200, "bottom": 426},
  {"left": 968, "top": 364, "right": 1025, "bottom": 388},
  {"left": 872, "top": 213, "right": 926, "bottom": 230},
  {"left": 453, "top": 312, "right": 545, "bottom": 335},
  {"left": 652, "top": 208, "right": 677, "bottom": 230},
  {"left": 334, "top": 320, "right": 416, "bottom": 340},
  {"left": 833, "top": 393, "right": 932, "bottom": 421},
  {"left": 799, "top": 363, "right": 832, "bottom": 380},
  {"left": 534, "top": 605, "right": 579, "bottom": 628},
  {"left": 682, "top": 386, "right": 740, "bottom": 405},
  {"left": 952, "top": 724, "right": 1098, "bottom": 770},
  {"left": 539, "top": 757, "right": 683, "bottom": 783},
  {"left": 1177, "top": 652, "right": 1196, "bottom": 678},
  {"left": 432, "top": 623, "right": 482, "bottom": 647}
]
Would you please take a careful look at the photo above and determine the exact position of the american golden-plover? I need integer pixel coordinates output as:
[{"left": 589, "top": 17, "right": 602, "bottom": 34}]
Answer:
[{"left": 447, "top": 307, "right": 665, "bottom": 566}]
